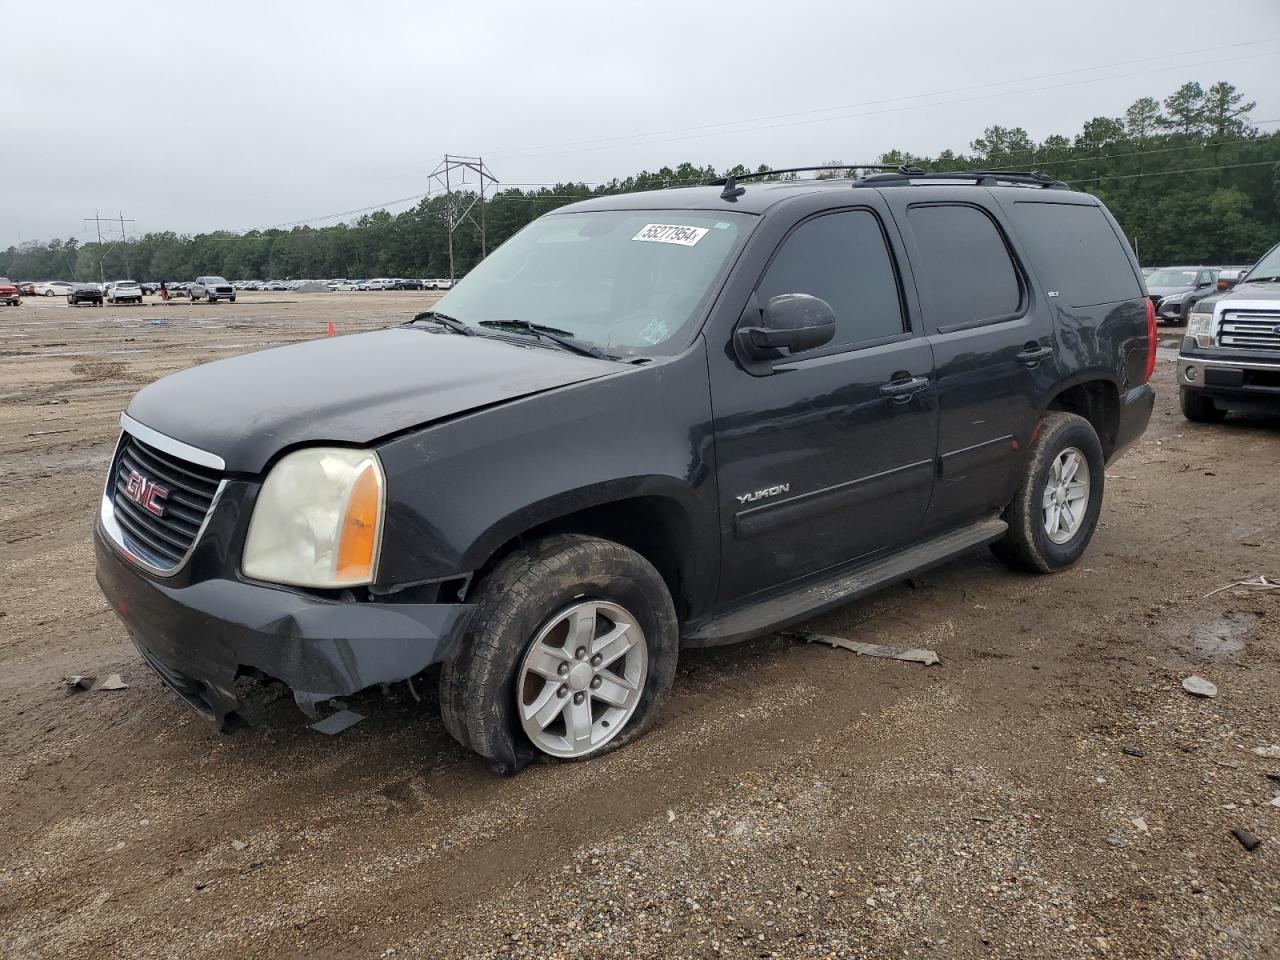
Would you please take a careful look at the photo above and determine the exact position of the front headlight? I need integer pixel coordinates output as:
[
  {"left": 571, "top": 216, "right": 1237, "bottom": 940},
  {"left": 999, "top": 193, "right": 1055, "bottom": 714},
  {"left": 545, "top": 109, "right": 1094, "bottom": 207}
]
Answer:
[
  {"left": 243, "top": 448, "right": 385, "bottom": 588},
  {"left": 1187, "top": 308, "right": 1215, "bottom": 346}
]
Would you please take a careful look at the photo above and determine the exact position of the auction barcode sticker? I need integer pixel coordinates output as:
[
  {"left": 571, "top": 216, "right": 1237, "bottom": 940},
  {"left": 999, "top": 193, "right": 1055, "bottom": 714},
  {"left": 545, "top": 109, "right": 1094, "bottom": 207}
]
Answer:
[{"left": 632, "top": 223, "right": 709, "bottom": 246}]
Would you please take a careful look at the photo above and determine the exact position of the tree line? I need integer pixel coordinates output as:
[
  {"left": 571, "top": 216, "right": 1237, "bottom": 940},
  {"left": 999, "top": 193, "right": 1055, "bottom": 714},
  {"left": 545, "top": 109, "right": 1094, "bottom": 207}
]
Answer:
[{"left": 4, "top": 80, "right": 1276, "bottom": 283}]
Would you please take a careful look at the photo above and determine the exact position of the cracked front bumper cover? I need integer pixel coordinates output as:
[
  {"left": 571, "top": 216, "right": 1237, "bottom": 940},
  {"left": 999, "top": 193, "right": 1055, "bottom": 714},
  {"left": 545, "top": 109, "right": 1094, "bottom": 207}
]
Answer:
[{"left": 95, "top": 526, "right": 474, "bottom": 729}]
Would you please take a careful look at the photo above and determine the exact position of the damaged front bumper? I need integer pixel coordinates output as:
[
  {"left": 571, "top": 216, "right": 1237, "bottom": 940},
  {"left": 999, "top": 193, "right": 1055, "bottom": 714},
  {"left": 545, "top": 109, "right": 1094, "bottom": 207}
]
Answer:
[{"left": 94, "top": 526, "right": 473, "bottom": 729}]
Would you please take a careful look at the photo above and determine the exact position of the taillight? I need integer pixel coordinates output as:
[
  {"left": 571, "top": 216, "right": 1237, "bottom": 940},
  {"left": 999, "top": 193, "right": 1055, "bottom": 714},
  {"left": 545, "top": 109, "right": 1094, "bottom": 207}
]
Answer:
[{"left": 1142, "top": 297, "right": 1157, "bottom": 384}]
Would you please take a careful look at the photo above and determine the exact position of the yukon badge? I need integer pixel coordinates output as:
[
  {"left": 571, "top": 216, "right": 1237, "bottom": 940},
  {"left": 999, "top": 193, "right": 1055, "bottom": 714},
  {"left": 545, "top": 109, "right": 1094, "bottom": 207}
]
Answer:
[{"left": 737, "top": 483, "right": 790, "bottom": 505}]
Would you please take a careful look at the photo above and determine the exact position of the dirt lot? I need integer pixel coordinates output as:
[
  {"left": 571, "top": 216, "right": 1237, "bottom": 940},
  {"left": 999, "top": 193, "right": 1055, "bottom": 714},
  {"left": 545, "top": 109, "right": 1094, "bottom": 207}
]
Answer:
[{"left": 0, "top": 292, "right": 1277, "bottom": 960}]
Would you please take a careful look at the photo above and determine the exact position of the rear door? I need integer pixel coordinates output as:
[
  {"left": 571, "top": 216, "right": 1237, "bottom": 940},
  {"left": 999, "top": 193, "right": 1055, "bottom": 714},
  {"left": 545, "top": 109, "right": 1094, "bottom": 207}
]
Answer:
[
  {"left": 884, "top": 192, "right": 1058, "bottom": 536},
  {"left": 709, "top": 196, "right": 937, "bottom": 605}
]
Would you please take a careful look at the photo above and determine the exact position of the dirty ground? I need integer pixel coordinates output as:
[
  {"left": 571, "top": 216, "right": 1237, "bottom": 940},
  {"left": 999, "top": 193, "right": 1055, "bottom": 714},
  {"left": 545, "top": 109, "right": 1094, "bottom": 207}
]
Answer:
[{"left": 1, "top": 293, "right": 1277, "bottom": 959}]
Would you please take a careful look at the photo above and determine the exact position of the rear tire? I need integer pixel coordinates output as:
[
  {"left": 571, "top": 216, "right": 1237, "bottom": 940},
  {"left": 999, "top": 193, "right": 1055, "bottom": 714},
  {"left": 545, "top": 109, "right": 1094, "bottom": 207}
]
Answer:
[
  {"left": 992, "top": 412, "right": 1105, "bottom": 574},
  {"left": 1180, "top": 387, "right": 1226, "bottom": 423},
  {"left": 440, "top": 534, "right": 678, "bottom": 769}
]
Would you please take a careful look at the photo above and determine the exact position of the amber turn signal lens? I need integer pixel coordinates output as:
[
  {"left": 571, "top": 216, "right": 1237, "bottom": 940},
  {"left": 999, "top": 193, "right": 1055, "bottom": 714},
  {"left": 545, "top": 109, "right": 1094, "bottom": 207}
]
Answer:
[{"left": 335, "top": 464, "right": 382, "bottom": 583}]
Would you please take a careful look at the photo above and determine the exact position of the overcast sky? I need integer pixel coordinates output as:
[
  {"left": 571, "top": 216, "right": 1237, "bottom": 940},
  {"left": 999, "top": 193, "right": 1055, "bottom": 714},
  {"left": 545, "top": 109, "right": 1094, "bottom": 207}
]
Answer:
[{"left": 4, "top": 0, "right": 1278, "bottom": 249}]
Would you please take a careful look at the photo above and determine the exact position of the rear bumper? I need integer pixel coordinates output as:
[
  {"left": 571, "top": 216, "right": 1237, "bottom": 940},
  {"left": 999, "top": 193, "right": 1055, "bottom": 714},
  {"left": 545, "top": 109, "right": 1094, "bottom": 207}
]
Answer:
[
  {"left": 1109, "top": 382, "right": 1155, "bottom": 463},
  {"left": 95, "top": 525, "right": 474, "bottom": 729}
]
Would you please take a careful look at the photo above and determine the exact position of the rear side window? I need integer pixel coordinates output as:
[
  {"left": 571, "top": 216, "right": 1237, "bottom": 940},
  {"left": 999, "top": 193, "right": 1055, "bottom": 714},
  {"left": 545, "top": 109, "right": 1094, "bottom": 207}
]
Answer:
[
  {"left": 906, "top": 204, "right": 1022, "bottom": 330},
  {"left": 1008, "top": 201, "right": 1141, "bottom": 307},
  {"left": 757, "top": 209, "right": 906, "bottom": 349}
]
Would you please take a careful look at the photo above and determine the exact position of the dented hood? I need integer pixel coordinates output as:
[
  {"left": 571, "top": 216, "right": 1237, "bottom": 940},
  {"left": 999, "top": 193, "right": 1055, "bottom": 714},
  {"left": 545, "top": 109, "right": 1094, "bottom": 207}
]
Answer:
[{"left": 125, "top": 327, "right": 616, "bottom": 473}]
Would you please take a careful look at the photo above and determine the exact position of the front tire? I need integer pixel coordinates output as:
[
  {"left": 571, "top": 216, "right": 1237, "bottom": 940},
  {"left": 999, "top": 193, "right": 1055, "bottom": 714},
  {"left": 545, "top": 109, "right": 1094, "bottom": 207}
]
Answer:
[
  {"left": 440, "top": 534, "right": 678, "bottom": 769},
  {"left": 992, "top": 412, "right": 1105, "bottom": 574},
  {"left": 1180, "top": 387, "right": 1226, "bottom": 423}
]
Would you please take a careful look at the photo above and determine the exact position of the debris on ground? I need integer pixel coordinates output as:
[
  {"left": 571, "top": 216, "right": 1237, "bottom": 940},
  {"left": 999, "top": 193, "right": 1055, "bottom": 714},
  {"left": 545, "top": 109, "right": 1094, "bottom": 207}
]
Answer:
[
  {"left": 1251, "top": 745, "right": 1280, "bottom": 759},
  {"left": 310, "top": 709, "right": 365, "bottom": 735},
  {"left": 231, "top": 840, "right": 248, "bottom": 851},
  {"left": 1131, "top": 817, "right": 1149, "bottom": 833},
  {"left": 1202, "top": 574, "right": 1280, "bottom": 599},
  {"left": 64, "top": 674, "right": 128, "bottom": 692},
  {"left": 1231, "top": 829, "right": 1262, "bottom": 852},
  {"left": 792, "top": 631, "right": 940, "bottom": 666},
  {"left": 1123, "top": 746, "right": 1145, "bottom": 758},
  {"left": 1181, "top": 676, "right": 1217, "bottom": 698}
]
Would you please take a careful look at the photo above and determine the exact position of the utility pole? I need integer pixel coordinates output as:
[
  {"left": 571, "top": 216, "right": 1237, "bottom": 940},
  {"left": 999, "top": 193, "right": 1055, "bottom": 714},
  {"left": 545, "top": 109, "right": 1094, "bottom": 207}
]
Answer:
[
  {"left": 427, "top": 154, "right": 499, "bottom": 282},
  {"left": 118, "top": 211, "right": 134, "bottom": 279},
  {"left": 84, "top": 210, "right": 133, "bottom": 285}
]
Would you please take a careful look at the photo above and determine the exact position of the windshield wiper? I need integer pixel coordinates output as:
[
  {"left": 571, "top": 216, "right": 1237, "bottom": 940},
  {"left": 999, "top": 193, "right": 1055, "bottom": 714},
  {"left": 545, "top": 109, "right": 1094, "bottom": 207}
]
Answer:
[
  {"left": 1244, "top": 275, "right": 1280, "bottom": 284},
  {"left": 409, "top": 310, "right": 474, "bottom": 335},
  {"left": 477, "top": 319, "right": 615, "bottom": 361}
]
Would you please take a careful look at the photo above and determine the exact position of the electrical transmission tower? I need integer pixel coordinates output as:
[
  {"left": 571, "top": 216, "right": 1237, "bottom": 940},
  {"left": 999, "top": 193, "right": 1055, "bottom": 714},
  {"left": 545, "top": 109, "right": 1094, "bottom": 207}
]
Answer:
[
  {"left": 84, "top": 209, "right": 134, "bottom": 284},
  {"left": 427, "top": 155, "right": 499, "bottom": 282}
]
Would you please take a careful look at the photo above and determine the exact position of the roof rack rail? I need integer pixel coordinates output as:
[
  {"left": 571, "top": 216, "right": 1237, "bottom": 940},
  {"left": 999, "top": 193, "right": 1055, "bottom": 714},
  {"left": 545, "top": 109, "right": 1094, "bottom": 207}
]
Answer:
[
  {"left": 854, "top": 168, "right": 1069, "bottom": 190},
  {"left": 707, "top": 164, "right": 902, "bottom": 187}
]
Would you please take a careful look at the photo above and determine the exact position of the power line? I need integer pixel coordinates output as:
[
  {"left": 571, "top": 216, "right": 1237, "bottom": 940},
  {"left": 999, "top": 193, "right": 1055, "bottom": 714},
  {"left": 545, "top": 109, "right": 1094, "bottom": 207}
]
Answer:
[
  {"left": 488, "top": 37, "right": 1280, "bottom": 161},
  {"left": 1067, "top": 159, "right": 1279, "bottom": 184}
]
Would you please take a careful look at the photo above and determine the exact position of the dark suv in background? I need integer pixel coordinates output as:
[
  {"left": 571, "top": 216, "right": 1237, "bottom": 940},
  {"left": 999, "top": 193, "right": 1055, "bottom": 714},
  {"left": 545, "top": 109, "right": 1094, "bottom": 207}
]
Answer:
[
  {"left": 1146, "top": 265, "right": 1218, "bottom": 324},
  {"left": 95, "top": 167, "right": 1154, "bottom": 771}
]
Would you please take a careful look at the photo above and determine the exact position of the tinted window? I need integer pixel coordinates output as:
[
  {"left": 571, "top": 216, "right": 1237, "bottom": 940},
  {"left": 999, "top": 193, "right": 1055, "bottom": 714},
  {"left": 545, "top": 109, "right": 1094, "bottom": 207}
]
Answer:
[
  {"left": 906, "top": 204, "right": 1021, "bottom": 329},
  {"left": 757, "top": 210, "right": 904, "bottom": 349},
  {"left": 1008, "top": 202, "right": 1141, "bottom": 307}
]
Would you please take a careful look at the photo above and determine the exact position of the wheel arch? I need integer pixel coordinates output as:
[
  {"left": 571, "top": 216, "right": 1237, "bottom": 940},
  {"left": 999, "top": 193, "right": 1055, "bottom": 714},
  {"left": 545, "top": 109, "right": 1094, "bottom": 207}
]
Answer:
[
  {"left": 461, "top": 482, "right": 713, "bottom": 624},
  {"left": 1043, "top": 373, "right": 1121, "bottom": 459}
]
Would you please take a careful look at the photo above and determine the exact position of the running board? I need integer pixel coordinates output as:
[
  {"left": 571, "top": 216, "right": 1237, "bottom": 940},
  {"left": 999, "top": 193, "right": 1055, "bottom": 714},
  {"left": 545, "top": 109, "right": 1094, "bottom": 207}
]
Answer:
[{"left": 685, "top": 517, "right": 1008, "bottom": 647}]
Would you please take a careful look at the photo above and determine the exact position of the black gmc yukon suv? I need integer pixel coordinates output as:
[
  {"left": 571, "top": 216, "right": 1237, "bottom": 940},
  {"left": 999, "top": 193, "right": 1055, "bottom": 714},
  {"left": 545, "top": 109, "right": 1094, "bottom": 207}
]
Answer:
[
  {"left": 1176, "top": 240, "right": 1280, "bottom": 422},
  {"left": 95, "top": 168, "right": 1155, "bottom": 770}
]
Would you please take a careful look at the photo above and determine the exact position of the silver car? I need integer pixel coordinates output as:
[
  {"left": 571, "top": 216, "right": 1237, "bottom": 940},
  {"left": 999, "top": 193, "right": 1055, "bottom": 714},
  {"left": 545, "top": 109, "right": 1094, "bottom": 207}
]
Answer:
[{"left": 189, "top": 276, "right": 237, "bottom": 303}]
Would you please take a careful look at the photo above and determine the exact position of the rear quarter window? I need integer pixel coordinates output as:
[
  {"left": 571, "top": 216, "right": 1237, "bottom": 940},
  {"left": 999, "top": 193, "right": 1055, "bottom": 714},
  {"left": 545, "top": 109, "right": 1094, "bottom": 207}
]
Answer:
[{"left": 1008, "top": 202, "right": 1141, "bottom": 308}]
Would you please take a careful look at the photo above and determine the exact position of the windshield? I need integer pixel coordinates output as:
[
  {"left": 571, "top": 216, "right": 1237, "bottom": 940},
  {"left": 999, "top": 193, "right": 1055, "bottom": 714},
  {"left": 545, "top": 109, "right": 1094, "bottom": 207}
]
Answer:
[
  {"left": 433, "top": 209, "right": 753, "bottom": 356},
  {"left": 206, "top": 276, "right": 229, "bottom": 284},
  {"left": 1147, "top": 269, "right": 1197, "bottom": 287},
  {"left": 1243, "top": 244, "right": 1280, "bottom": 282}
]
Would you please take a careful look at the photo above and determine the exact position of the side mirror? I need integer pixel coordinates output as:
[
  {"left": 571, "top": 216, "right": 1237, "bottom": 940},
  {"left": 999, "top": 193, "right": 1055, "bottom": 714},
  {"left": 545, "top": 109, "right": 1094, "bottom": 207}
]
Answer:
[
  {"left": 1216, "top": 277, "right": 1238, "bottom": 291},
  {"left": 735, "top": 294, "right": 837, "bottom": 374}
]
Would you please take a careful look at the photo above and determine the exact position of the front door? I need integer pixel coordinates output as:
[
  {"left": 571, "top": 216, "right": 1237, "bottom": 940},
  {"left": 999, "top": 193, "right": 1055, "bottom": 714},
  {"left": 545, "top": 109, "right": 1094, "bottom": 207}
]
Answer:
[{"left": 709, "top": 202, "right": 938, "bottom": 606}]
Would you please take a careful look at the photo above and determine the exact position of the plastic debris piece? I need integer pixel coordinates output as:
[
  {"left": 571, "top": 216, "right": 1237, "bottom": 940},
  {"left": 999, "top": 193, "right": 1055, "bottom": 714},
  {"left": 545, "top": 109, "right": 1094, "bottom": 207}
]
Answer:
[
  {"left": 1123, "top": 746, "right": 1145, "bottom": 758},
  {"left": 65, "top": 674, "right": 128, "bottom": 692},
  {"left": 667, "top": 809, "right": 676, "bottom": 823},
  {"left": 1131, "top": 817, "right": 1148, "bottom": 833},
  {"left": 310, "top": 709, "right": 365, "bottom": 735},
  {"left": 792, "top": 631, "right": 940, "bottom": 666},
  {"left": 1181, "top": 676, "right": 1217, "bottom": 698},
  {"left": 231, "top": 840, "right": 248, "bottom": 851},
  {"left": 1231, "top": 828, "right": 1262, "bottom": 852}
]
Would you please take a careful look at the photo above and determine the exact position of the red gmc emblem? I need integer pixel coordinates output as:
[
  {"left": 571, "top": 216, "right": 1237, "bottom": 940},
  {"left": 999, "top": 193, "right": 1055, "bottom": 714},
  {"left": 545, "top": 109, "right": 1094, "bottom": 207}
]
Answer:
[{"left": 124, "top": 470, "right": 168, "bottom": 517}]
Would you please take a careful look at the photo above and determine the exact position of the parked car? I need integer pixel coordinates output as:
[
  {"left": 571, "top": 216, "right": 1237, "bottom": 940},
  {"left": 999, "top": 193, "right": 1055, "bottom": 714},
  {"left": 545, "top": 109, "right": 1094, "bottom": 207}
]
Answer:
[
  {"left": 140, "top": 282, "right": 159, "bottom": 295},
  {"left": 1145, "top": 266, "right": 1218, "bottom": 325},
  {"left": 67, "top": 283, "right": 104, "bottom": 306},
  {"left": 0, "top": 277, "right": 20, "bottom": 305},
  {"left": 426, "top": 278, "right": 454, "bottom": 290},
  {"left": 189, "top": 276, "right": 237, "bottom": 303},
  {"left": 331, "top": 280, "right": 361, "bottom": 291},
  {"left": 34, "top": 281, "right": 74, "bottom": 297},
  {"left": 394, "top": 278, "right": 424, "bottom": 290},
  {"left": 18, "top": 281, "right": 38, "bottom": 296},
  {"left": 262, "top": 280, "right": 288, "bottom": 291},
  {"left": 365, "top": 278, "right": 393, "bottom": 290},
  {"left": 95, "top": 168, "right": 1154, "bottom": 767},
  {"left": 1178, "top": 241, "right": 1280, "bottom": 422},
  {"left": 105, "top": 280, "right": 144, "bottom": 304}
]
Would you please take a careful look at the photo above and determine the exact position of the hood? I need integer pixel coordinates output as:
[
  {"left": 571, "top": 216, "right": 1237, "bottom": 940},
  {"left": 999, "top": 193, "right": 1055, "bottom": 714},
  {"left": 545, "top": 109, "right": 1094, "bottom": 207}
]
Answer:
[
  {"left": 126, "top": 327, "right": 618, "bottom": 472},
  {"left": 1194, "top": 279, "right": 1280, "bottom": 312},
  {"left": 1147, "top": 284, "right": 1194, "bottom": 298}
]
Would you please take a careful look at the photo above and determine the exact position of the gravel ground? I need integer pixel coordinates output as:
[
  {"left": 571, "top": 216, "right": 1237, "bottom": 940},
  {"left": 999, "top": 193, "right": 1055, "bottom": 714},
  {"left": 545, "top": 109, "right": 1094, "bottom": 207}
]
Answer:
[{"left": 0, "top": 293, "right": 1277, "bottom": 959}]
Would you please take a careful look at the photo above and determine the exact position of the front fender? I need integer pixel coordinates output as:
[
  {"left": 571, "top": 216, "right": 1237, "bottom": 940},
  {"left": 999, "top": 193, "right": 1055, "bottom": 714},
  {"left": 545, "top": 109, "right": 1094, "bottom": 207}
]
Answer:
[{"left": 372, "top": 344, "right": 718, "bottom": 602}]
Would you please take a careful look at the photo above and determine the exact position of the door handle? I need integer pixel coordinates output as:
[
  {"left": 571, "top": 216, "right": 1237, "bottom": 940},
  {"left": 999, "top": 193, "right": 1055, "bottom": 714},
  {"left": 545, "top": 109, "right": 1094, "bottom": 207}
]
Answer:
[
  {"left": 879, "top": 375, "right": 930, "bottom": 401},
  {"left": 1017, "top": 344, "right": 1054, "bottom": 366}
]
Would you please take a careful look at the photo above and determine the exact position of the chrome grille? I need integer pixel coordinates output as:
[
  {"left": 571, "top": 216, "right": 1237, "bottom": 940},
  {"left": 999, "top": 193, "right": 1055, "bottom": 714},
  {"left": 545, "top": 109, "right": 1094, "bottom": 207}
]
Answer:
[
  {"left": 1217, "top": 311, "right": 1280, "bottom": 350},
  {"left": 109, "top": 433, "right": 223, "bottom": 570}
]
